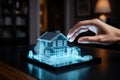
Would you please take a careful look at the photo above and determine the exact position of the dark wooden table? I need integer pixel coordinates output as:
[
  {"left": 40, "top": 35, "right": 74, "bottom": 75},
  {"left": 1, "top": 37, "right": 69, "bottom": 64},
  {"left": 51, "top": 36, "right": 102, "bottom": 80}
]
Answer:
[{"left": 0, "top": 44, "right": 120, "bottom": 80}]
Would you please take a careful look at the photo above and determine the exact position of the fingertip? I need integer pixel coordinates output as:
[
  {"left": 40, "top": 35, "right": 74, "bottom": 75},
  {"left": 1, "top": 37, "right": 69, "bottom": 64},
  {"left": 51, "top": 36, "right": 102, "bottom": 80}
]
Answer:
[
  {"left": 67, "top": 31, "right": 73, "bottom": 38},
  {"left": 69, "top": 39, "right": 74, "bottom": 42},
  {"left": 78, "top": 40, "right": 90, "bottom": 44},
  {"left": 77, "top": 37, "right": 90, "bottom": 43},
  {"left": 67, "top": 34, "right": 71, "bottom": 38},
  {"left": 68, "top": 37, "right": 75, "bottom": 42}
]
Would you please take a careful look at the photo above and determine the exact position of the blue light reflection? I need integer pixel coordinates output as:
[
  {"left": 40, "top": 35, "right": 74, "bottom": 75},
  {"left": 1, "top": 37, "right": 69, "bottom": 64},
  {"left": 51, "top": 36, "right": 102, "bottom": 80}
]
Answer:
[{"left": 27, "top": 63, "right": 91, "bottom": 80}]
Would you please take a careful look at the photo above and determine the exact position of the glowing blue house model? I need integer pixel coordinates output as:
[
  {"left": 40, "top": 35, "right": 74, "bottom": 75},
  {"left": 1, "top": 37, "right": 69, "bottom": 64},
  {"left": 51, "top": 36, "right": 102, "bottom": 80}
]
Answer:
[{"left": 28, "top": 31, "right": 93, "bottom": 67}]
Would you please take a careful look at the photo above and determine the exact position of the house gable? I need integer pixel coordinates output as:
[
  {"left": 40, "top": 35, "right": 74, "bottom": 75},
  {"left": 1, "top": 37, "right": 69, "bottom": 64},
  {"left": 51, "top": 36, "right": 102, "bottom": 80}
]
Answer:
[{"left": 37, "top": 31, "right": 68, "bottom": 43}]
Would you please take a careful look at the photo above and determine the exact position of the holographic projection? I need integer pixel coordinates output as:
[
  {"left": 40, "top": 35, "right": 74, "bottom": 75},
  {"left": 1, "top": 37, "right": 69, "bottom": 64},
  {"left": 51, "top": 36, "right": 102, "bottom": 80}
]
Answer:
[{"left": 27, "top": 31, "right": 93, "bottom": 68}]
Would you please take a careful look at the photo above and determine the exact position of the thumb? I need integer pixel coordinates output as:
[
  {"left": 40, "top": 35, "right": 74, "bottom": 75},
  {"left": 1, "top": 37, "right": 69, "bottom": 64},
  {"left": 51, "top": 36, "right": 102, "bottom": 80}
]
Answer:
[{"left": 78, "top": 36, "right": 101, "bottom": 43}]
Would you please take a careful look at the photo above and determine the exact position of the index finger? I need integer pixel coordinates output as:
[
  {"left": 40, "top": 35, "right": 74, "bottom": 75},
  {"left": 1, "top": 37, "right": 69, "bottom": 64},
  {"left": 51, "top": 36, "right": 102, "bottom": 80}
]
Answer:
[{"left": 67, "top": 19, "right": 96, "bottom": 38}]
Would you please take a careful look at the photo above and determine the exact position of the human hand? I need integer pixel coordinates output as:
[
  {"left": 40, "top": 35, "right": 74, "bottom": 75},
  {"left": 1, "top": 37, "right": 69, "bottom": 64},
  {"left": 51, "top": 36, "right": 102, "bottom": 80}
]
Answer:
[{"left": 67, "top": 18, "right": 120, "bottom": 44}]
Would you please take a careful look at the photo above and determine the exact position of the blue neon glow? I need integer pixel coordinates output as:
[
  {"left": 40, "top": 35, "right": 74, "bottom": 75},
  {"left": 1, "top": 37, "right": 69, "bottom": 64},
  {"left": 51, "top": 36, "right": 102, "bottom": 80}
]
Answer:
[
  {"left": 27, "top": 63, "right": 91, "bottom": 80},
  {"left": 28, "top": 31, "right": 93, "bottom": 67}
]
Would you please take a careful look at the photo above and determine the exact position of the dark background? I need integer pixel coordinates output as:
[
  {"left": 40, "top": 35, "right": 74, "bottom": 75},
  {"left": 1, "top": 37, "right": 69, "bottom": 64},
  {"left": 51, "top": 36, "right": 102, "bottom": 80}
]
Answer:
[
  {"left": 46, "top": 0, "right": 120, "bottom": 32},
  {"left": 0, "top": 0, "right": 120, "bottom": 45}
]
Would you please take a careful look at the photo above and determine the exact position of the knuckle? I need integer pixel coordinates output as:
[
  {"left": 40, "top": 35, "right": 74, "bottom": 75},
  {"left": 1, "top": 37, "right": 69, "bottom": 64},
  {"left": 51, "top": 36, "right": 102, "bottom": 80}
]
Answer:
[{"left": 92, "top": 18, "right": 99, "bottom": 25}]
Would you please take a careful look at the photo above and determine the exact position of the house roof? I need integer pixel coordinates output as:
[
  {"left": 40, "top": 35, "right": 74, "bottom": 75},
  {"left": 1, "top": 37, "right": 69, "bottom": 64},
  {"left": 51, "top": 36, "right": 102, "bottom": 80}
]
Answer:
[{"left": 38, "top": 31, "right": 68, "bottom": 42}]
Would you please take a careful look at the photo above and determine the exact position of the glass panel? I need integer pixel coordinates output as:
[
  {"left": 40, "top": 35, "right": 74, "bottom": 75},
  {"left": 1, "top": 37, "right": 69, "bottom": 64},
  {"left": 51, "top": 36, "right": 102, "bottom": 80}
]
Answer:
[
  {"left": 57, "top": 40, "right": 62, "bottom": 47},
  {"left": 53, "top": 41, "right": 56, "bottom": 47}
]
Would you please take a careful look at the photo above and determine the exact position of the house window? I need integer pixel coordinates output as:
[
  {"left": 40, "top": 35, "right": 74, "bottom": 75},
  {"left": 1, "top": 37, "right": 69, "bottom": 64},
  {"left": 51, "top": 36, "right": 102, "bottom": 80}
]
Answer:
[
  {"left": 45, "top": 50, "right": 50, "bottom": 57},
  {"left": 53, "top": 41, "right": 56, "bottom": 47},
  {"left": 64, "top": 40, "right": 67, "bottom": 46},
  {"left": 57, "top": 49, "right": 63, "bottom": 52},
  {"left": 56, "top": 49, "right": 64, "bottom": 55},
  {"left": 57, "top": 40, "right": 62, "bottom": 47}
]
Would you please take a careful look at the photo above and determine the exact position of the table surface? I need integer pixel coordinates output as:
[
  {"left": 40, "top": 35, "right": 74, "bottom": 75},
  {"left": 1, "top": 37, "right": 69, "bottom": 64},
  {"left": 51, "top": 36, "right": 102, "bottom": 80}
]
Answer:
[{"left": 0, "top": 44, "right": 120, "bottom": 80}]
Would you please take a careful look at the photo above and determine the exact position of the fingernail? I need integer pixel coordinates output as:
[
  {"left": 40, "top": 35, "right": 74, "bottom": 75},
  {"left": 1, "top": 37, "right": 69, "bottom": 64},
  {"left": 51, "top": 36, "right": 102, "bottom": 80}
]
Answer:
[
  {"left": 67, "top": 34, "right": 71, "bottom": 38},
  {"left": 69, "top": 38, "right": 75, "bottom": 42},
  {"left": 78, "top": 41, "right": 90, "bottom": 44},
  {"left": 69, "top": 39, "right": 74, "bottom": 42},
  {"left": 67, "top": 35, "right": 70, "bottom": 38}
]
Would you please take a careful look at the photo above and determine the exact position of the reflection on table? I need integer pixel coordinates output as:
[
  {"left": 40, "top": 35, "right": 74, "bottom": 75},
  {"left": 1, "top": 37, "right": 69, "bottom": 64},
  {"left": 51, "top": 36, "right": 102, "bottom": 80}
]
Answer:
[{"left": 27, "top": 63, "right": 91, "bottom": 80}]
